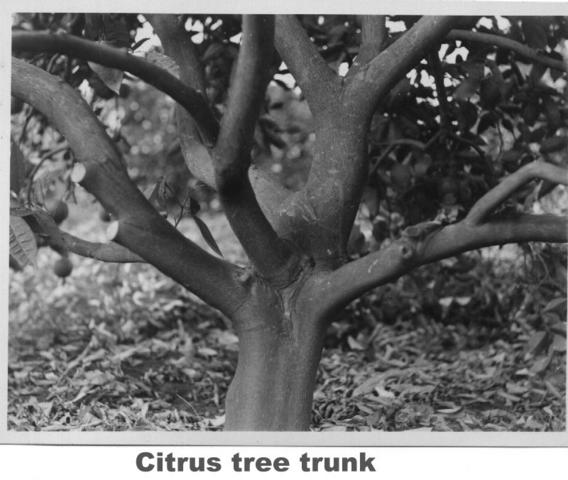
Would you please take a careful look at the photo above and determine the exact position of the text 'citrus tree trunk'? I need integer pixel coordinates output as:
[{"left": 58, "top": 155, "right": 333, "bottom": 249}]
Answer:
[{"left": 10, "top": 14, "right": 568, "bottom": 430}]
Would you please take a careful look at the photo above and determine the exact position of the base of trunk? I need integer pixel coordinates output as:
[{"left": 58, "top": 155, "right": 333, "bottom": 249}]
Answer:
[{"left": 224, "top": 300, "right": 325, "bottom": 430}]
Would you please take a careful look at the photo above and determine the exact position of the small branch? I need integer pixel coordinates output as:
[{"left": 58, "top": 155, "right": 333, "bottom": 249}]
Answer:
[
  {"left": 145, "top": 14, "right": 206, "bottom": 91},
  {"left": 362, "top": 16, "right": 387, "bottom": 54},
  {"left": 345, "top": 16, "right": 461, "bottom": 120},
  {"left": 318, "top": 213, "right": 568, "bottom": 317},
  {"left": 448, "top": 29, "right": 567, "bottom": 72},
  {"left": 12, "top": 31, "right": 219, "bottom": 144},
  {"left": 215, "top": 15, "right": 275, "bottom": 183},
  {"left": 274, "top": 15, "right": 341, "bottom": 116},
  {"left": 466, "top": 160, "right": 568, "bottom": 225},
  {"left": 10, "top": 137, "right": 26, "bottom": 194},
  {"left": 147, "top": 14, "right": 216, "bottom": 192},
  {"left": 352, "top": 16, "right": 387, "bottom": 69},
  {"left": 428, "top": 52, "right": 451, "bottom": 130},
  {"left": 449, "top": 131, "right": 485, "bottom": 158},
  {"left": 214, "top": 15, "right": 296, "bottom": 279},
  {"left": 60, "top": 232, "right": 144, "bottom": 263}
]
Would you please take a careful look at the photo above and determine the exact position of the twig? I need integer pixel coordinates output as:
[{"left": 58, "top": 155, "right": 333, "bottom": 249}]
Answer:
[
  {"left": 428, "top": 52, "right": 451, "bottom": 130},
  {"left": 466, "top": 160, "right": 568, "bottom": 225},
  {"left": 60, "top": 231, "right": 145, "bottom": 263},
  {"left": 448, "top": 29, "right": 567, "bottom": 72},
  {"left": 449, "top": 131, "right": 485, "bottom": 158},
  {"left": 26, "top": 144, "right": 69, "bottom": 204}
]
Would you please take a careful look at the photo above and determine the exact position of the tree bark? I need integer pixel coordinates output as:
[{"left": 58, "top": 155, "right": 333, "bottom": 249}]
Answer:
[{"left": 224, "top": 271, "right": 328, "bottom": 430}]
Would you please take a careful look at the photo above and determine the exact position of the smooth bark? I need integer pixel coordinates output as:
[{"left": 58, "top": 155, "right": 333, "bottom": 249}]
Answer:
[
  {"left": 12, "top": 31, "right": 219, "bottom": 144},
  {"left": 225, "top": 275, "right": 327, "bottom": 430},
  {"left": 319, "top": 213, "right": 568, "bottom": 317},
  {"left": 448, "top": 29, "right": 567, "bottom": 72},
  {"left": 345, "top": 16, "right": 459, "bottom": 117},
  {"left": 275, "top": 15, "right": 342, "bottom": 117},
  {"left": 12, "top": 15, "right": 568, "bottom": 432},
  {"left": 214, "top": 16, "right": 297, "bottom": 279},
  {"left": 60, "top": 232, "right": 144, "bottom": 263},
  {"left": 12, "top": 58, "right": 246, "bottom": 316}
]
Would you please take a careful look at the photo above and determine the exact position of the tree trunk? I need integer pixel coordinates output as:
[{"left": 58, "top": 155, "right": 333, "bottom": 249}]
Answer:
[{"left": 223, "top": 274, "right": 328, "bottom": 430}]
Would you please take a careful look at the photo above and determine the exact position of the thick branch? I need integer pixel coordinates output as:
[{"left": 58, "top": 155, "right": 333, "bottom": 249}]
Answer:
[
  {"left": 146, "top": 14, "right": 216, "bottom": 193},
  {"left": 216, "top": 15, "right": 274, "bottom": 181},
  {"left": 275, "top": 15, "right": 341, "bottom": 117},
  {"left": 145, "top": 14, "right": 206, "bottom": 91},
  {"left": 448, "top": 29, "right": 567, "bottom": 72},
  {"left": 352, "top": 16, "right": 387, "bottom": 69},
  {"left": 146, "top": 15, "right": 298, "bottom": 245},
  {"left": 60, "top": 232, "right": 144, "bottom": 263},
  {"left": 12, "top": 58, "right": 246, "bottom": 315},
  {"left": 315, "top": 153, "right": 568, "bottom": 316},
  {"left": 12, "top": 31, "right": 219, "bottom": 145},
  {"left": 428, "top": 52, "right": 451, "bottom": 130},
  {"left": 466, "top": 160, "right": 568, "bottom": 225},
  {"left": 214, "top": 15, "right": 296, "bottom": 279},
  {"left": 318, "top": 213, "right": 568, "bottom": 317},
  {"left": 345, "top": 16, "right": 459, "bottom": 118},
  {"left": 309, "top": 17, "right": 464, "bottom": 248}
]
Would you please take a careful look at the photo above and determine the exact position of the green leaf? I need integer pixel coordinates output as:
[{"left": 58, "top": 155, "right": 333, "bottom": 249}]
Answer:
[
  {"left": 543, "top": 96, "right": 562, "bottom": 130},
  {"left": 131, "top": 37, "right": 150, "bottom": 52},
  {"left": 85, "top": 14, "right": 130, "bottom": 47},
  {"left": 522, "top": 18, "right": 548, "bottom": 50},
  {"left": 10, "top": 197, "right": 34, "bottom": 217},
  {"left": 192, "top": 216, "right": 223, "bottom": 257},
  {"left": 529, "top": 352, "right": 553, "bottom": 375},
  {"left": 456, "top": 101, "right": 478, "bottom": 131},
  {"left": 85, "top": 14, "right": 129, "bottom": 95},
  {"left": 462, "top": 61, "right": 484, "bottom": 82},
  {"left": 454, "top": 62, "right": 484, "bottom": 101},
  {"left": 31, "top": 210, "right": 67, "bottom": 253},
  {"left": 144, "top": 50, "right": 180, "bottom": 79},
  {"left": 89, "top": 51, "right": 124, "bottom": 95},
  {"left": 189, "top": 196, "right": 201, "bottom": 216},
  {"left": 477, "top": 112, "right": 496, "bottom": 134},
  {"left": 479, "top": 77, "right": 502, "bottom": 109},
  {"left": 10, "top": 138, "right": 25, "bottom": 194},
  {"left": 202, "top": 43, "right": 225, "bottom": 62},
  {"left": 540, "top": 136, "right": 568, "bottom": 154},
  {"left": 454, "top": 77, "right": 480, "bottom": 102},
  {"left": 529, "top": 62, "right": 547, "bottom": 83},
  {"left": 10, "top": 205, "right": 34, "bottom": 217},
  {"left": 143, "top": 177, "right": 168, "bottom": 214},
  {"left": 525, "top": 331, "right": 550, "bottom": 357},
  {"left": 542, "top": 297, "right": 567, "bottom": 313},
  {"left": 9, "top": 215, "right": 37, "bottom": 268},
  {"left": 522, "top": 99, "right": 540, "bottom": 126}
]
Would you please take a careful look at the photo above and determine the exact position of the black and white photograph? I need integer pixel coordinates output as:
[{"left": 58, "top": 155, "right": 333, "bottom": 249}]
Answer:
[{"left": 6, "top": 7, "right": 568, "bottom": 438}]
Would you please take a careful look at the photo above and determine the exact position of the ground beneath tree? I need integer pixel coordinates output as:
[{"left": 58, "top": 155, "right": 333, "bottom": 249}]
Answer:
[{"left": 8, "top": 200, "right": 566, "bottom": 432}]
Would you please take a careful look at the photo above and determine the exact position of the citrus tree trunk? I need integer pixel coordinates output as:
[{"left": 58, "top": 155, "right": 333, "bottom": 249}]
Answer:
[
  {"left": 224, "top": 273, "right": 329, "bottom": 431},
  {"left": 11, "top": 14, "right": 568, "bottom": 433}
]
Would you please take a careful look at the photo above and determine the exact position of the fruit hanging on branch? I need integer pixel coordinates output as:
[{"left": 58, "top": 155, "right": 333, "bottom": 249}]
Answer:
[
  {"left": 47, "top": 200, "right": 69, "bottom": 225},
  {"left": 53, "top": 255, "right": 73, "bottom": 278}
]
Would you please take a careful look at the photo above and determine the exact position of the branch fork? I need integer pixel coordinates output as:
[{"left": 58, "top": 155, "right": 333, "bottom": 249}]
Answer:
[{"left": 317, "top": 160, "right": 568, "bottom": 317}]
